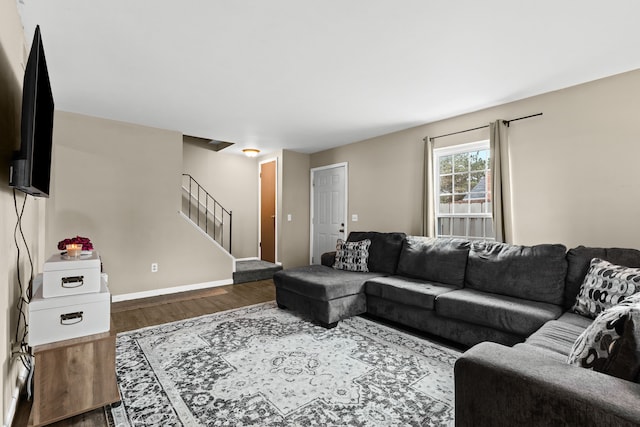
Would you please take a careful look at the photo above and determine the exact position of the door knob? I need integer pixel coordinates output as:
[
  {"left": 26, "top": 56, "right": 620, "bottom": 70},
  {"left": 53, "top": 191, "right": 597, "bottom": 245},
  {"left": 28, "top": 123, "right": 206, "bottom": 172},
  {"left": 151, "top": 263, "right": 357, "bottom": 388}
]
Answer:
[{"left": 339, "top": 229, "right": 344, "bottom": 233}]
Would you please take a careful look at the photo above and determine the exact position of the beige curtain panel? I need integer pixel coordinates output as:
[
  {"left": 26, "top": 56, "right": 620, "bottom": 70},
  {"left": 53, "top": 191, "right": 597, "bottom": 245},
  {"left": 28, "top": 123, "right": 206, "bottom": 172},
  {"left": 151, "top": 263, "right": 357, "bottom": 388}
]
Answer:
[
  {"left": 422, "top": 136, "right": 435, "bottom": 237},
  {"left": 490, "top": 120, "right": 509, "bottom": 243}
]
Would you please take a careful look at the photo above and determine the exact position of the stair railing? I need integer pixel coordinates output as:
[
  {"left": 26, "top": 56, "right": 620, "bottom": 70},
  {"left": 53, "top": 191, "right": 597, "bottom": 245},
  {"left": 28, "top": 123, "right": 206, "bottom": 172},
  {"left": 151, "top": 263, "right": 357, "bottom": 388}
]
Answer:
[{"left": 181, "top": 174, "right": 232, "bottom": 254}]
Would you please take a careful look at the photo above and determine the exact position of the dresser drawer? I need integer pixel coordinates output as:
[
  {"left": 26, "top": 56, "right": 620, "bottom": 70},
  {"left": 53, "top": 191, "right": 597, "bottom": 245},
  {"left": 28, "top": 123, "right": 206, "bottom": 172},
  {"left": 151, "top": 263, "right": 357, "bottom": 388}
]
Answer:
[
  {"left": 43, "top": 252, "right": 101, "bottom": 298},
  {"left": 43, "top": 268, "right": 101, "bottom": 298},
  {"left": 29, "top": 275, "right": 111, "bottom": 346}
]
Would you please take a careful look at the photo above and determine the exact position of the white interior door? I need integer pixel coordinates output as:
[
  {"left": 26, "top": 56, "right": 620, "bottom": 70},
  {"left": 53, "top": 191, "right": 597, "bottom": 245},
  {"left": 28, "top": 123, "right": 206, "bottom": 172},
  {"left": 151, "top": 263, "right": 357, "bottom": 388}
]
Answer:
[{"left": 311, "top": 164, "right": 347, "bottom": 264}]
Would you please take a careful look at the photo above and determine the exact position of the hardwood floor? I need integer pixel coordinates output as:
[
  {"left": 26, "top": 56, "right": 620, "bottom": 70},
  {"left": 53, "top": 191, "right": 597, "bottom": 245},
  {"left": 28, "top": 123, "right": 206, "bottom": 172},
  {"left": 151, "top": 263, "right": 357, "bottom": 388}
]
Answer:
[{"left": 12, "top": 279, "right": 276, "bottom": 427}]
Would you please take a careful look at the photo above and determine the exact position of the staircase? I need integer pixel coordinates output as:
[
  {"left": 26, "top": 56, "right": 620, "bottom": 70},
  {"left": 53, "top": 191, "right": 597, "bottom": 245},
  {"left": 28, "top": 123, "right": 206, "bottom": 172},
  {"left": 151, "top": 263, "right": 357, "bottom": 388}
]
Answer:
[{"left": 181, "top": 174, "right": 282, "bottom": 283}]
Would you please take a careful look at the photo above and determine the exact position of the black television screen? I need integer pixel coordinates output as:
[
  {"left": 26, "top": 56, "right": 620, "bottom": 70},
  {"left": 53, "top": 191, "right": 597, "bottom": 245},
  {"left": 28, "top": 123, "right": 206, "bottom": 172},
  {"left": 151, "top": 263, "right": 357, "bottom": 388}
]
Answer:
[{"left": 9, "top": 25, "right": 54, "bottom": 197}]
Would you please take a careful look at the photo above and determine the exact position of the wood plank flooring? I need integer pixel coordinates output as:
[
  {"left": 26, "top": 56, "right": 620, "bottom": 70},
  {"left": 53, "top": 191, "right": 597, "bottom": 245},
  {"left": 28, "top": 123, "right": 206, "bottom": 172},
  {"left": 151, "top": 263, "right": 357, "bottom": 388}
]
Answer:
[{"left": 12, "top": 279, "right": 276, "bottom": 427}]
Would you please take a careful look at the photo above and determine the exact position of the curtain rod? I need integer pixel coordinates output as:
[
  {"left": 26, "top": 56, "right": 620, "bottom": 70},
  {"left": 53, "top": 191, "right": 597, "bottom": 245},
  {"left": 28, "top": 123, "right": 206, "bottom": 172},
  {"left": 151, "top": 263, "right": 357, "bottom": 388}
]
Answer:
[{"left": 425, "top": 112, "right": 543, "bottom": 142}]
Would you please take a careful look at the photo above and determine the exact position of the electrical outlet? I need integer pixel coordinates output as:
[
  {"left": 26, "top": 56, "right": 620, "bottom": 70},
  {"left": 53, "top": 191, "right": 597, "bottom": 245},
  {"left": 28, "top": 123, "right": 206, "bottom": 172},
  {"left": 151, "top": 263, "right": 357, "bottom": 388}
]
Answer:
[{"left": 151, "top": 263, "right": 158, "bottom": 273}]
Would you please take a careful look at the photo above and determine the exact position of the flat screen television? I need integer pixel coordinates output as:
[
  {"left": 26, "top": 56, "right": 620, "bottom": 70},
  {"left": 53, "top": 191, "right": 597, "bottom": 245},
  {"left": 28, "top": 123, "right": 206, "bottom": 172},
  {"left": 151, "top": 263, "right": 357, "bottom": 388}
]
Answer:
[{"left": 9, "top": 25, "right": 54, "bottom": 198}]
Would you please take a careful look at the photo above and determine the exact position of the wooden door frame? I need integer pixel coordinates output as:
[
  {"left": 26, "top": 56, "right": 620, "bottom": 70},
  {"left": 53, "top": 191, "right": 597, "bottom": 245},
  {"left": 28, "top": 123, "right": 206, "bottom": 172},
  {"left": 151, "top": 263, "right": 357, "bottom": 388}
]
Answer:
[
  {"left": 309, "top": 162, "right": 348, "bottom": 264},
  {"left": 259, "top": 157, "right": 278, "bottom": 263}
]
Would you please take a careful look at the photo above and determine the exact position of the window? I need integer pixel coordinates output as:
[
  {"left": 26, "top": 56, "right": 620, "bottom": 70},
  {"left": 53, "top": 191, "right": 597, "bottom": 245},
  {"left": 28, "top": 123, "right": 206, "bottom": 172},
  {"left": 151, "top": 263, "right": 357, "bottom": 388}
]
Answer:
[{"left": 434, "top": 141, "right": 493, "bottom": 240}]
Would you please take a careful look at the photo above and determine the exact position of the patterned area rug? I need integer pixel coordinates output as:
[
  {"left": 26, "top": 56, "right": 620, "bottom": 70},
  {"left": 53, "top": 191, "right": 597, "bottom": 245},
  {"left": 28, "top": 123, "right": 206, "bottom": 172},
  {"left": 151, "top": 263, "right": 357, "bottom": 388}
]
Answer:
[{"left": 110, "top": 302, "right": 459, "bottom": 426}]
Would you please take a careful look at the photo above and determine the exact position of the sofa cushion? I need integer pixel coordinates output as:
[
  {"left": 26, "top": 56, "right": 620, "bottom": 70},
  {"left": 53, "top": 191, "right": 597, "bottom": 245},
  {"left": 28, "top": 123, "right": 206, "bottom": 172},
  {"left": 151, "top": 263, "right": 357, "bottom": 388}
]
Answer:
[
  {"left": 565, "top": 245, "right": 640, "bottom": 310},
  {"left": 465, "top": 241, "right": 567, "bottom": 305},
  {"left": 556, "top": 311, "right": 593, "bottom": 329},
  {"left": 512, "top": 343, "right": 568, "bottom": 363},
  {"left": 347, "top": 231, "right": 406, "bottom": 275},
  {"left": 273, "top": 265, "right": 385, "bottom": 301},
  {"left": 396, "top": 236, "right": 470, "bottom": 287},
  {"left": 333, "top": 239, "right": 371, "bottom": 272},
  {"left": 523, "top": 319, "right": 588, "bottom": 358},
  {"left": 436, "top": 288, "right": 564, "bottom": 336},
  {"left": 365, "top": 276, "right": 457, "bottom": 310},
  {"left": 321, "top": 251, "right": 336, "bottom": 267},
  {"left": 572, "top": 258, "right": 640, "bottom": 318},
  {"left": 568, "top": 293, "right": 640, "bottom": 382}
]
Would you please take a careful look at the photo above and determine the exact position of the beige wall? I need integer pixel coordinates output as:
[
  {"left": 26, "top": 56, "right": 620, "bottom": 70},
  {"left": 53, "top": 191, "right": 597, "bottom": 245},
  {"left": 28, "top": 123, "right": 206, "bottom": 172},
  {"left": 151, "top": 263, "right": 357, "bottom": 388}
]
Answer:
[
  {"left": 311, "top": 127, "right": 426, "bottom": 234},
  {"left": 182, "top": 141, "right": 258, "bottom": 258},
  {"left": 1, "top": 0, "right": 46, "bottom": 424},
  {"left": 47, "top": 112, "right": 234, "bottom": 297},
  {"left": 311, "top": 68, "right": 640, "bottom": 250},
  {"left": 280, "top": 150, "right": 311, "bottom": 268}
]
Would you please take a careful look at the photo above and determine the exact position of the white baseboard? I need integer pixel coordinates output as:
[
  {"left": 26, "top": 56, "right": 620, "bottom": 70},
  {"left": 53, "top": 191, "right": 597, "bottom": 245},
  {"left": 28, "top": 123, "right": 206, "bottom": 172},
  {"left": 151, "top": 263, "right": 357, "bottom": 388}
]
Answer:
[
  {"left": 4, "top": 364, "right": 28, "bottom": 427},
  {"left": 112, "top": 279, "right": 233, "bottom": 302}
]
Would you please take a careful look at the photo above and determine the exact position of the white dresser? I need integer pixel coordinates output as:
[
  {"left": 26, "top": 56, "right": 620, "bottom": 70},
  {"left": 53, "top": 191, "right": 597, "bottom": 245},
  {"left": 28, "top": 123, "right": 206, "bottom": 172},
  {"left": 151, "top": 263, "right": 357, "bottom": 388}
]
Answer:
[
  {"left": 27, "top": 251, "right": 120, "bottom": 426},
  {"left": 29, "top": 252, "right": 111, "bottom": 347}
]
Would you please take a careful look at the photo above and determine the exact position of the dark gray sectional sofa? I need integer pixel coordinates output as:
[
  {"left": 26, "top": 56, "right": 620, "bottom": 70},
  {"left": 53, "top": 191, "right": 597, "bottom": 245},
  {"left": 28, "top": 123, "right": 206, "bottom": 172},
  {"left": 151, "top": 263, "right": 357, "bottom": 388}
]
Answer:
[{"left": 273, "top": 232, "right": 640, "bottom": 426}]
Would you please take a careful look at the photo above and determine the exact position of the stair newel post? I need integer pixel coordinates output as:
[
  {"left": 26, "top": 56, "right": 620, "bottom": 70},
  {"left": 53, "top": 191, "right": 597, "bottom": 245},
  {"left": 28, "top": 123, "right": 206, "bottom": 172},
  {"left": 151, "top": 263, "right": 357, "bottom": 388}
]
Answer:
[
  {"left": 219, "top": 202, "right": 223, "bottom": 249},
  {"left": 213, "top": 202, "right": 219, "bottom": 242},
  {"left": 197, "top": 184, "right": 201, "bottom": 228},
  {"left": 205, "top": 194, "right": 208, "bottom": 235},
  {"left": 188, "top": 175, "right": 192, "bottom": 219}
]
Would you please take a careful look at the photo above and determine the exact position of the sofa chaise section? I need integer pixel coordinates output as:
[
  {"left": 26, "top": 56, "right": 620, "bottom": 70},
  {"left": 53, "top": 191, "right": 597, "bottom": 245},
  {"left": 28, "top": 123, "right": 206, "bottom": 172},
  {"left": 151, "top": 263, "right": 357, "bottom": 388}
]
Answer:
[
  {"left": 273, "top": 232, "right": 406, "bottom": 327},
  {"left": 274, "top": 265, "right": 385, "bottom": 327}
]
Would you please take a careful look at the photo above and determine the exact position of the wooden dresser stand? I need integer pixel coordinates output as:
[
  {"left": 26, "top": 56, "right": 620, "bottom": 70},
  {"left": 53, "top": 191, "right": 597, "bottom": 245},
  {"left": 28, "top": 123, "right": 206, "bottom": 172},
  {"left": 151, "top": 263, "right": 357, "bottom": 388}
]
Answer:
[{"left": 28, "top": 327, "right": 121, "bottom": 426}]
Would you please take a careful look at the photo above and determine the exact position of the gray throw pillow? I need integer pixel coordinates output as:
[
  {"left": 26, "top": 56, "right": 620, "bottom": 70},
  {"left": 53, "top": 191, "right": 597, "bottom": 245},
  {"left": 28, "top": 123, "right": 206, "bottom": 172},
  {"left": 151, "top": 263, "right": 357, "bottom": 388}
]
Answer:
[
  {"left": 333, "top": 239, "right": 371, "bottom": 272},
  {"left": 568, "top": 292, "right": 640, "bottom": 382},
  {"left": 572, "top": 258, "right": 640, "bottom": 318}
]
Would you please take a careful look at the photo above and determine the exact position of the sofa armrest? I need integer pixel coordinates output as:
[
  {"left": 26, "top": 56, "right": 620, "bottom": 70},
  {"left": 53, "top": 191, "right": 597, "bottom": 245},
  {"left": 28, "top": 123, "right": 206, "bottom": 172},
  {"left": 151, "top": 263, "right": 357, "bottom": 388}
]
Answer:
[
  {"left": 321, "top": 251, "right": 336, "bottom": 267},
  {"left": 455, "top": 342, "right": 640, "bottom": 427}
]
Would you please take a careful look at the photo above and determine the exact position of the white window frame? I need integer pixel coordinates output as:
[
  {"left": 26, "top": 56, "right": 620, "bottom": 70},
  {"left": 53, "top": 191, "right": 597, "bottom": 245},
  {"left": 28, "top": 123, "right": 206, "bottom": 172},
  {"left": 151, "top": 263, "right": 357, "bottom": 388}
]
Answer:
[{"left": 433, "top": 140, "right": 493, "bottom": 240}]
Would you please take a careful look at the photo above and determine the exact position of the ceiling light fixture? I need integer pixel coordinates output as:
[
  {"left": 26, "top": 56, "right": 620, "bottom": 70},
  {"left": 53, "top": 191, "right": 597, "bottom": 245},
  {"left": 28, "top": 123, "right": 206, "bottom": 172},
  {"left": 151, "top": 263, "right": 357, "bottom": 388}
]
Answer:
[{"left": 242, "top": 148, "right": 260, "bottom": 158}]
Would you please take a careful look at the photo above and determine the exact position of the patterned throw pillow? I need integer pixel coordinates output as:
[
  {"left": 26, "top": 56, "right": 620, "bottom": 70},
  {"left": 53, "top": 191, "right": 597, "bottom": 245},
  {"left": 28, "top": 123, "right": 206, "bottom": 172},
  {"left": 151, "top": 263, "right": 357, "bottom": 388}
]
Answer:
[
  {"left": 567, "top": 293, "right": 640, "bottom": 382},
  {"left": 333, "top": 239, "right": 371, "bottom": 272},
  {"left": 572, "top": 258, "right": 640, "bottom": 319}
]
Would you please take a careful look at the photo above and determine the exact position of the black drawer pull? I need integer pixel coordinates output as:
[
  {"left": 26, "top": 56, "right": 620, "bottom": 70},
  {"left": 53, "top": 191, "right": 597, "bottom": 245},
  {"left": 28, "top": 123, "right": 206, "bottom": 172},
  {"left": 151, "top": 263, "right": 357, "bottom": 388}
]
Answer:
[
  {"left": 60, "top": 311, "right": 84, "bottom": 325},
  {"left": 61, "top": 276, "right": 84, "bottom": 288}
]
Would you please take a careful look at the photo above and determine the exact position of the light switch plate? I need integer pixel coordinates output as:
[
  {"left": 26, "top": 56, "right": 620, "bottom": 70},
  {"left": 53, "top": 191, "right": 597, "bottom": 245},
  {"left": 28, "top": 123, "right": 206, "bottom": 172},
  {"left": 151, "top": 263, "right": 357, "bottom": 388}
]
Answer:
[{"left": 351, "top": 214, "right": 358, "bottom": 222}]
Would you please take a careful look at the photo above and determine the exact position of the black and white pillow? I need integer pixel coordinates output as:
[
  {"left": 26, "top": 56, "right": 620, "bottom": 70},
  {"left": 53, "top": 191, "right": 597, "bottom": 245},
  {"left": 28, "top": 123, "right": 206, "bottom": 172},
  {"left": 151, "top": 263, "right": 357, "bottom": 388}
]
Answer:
[
  {"left": 333, "top": 239, "right": 371, "bottom": 272},
  {"left": 572, "top": 258, "right": 640, "bottom": 319},
  {"left": 567, "top": 292, "right": 640, "bottom": 382}
]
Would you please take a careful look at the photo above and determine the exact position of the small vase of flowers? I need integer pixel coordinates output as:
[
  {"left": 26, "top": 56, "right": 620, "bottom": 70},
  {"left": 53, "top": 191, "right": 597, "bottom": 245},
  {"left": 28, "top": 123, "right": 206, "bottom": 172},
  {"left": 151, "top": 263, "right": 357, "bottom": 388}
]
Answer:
[{"left": 57, "top": 236, "right": 94, "bottom": 255}]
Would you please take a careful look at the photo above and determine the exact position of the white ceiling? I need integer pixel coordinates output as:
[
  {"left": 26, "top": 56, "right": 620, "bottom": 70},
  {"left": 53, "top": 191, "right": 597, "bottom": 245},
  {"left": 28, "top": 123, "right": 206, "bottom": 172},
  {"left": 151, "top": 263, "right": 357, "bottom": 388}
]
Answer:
[{"left": 18, "top": 0, "right": 640, "bottom": 155}]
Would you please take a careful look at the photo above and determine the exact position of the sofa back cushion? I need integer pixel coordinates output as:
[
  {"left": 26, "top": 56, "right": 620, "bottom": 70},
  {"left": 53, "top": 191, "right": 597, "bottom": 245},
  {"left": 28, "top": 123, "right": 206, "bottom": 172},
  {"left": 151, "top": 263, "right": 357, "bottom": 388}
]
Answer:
[
  {"left": 347, "top": 231, "right": 406, "bottom": 274},
  {"left": 396, "top": 236, "right": 470, "bottom": 286},
  {"left": 465, "top": 241, "right": 567, "bottom": 305},
  {"left": 565, "top": 246, "right": 640, "bottom": 310}
]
